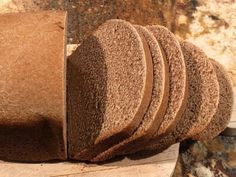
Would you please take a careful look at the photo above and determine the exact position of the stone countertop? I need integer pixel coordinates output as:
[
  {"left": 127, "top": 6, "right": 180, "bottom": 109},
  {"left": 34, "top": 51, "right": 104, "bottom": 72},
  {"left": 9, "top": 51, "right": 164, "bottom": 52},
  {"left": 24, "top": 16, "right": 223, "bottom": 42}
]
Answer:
[
  {"left": 0, "top": 0, "right": 236, "bottom": 176},
  {"left": 173, "top": 136, "right": 236, "bottom": 177}
]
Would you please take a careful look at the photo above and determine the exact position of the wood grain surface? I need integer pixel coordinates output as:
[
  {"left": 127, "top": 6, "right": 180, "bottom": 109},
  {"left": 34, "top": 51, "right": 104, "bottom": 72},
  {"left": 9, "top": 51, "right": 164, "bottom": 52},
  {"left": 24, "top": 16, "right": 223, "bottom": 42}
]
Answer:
[{"left": 0, "top": 143, "right": 179, "bottom": 177}]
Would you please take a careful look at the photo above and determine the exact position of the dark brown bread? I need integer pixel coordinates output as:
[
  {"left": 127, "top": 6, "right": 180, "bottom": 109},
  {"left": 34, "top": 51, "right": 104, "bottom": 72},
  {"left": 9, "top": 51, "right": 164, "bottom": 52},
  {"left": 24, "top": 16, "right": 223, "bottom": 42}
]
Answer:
[
  {"left": 193, "top": 59, "right": 234, "bottom": 140},
  {"left": 146, "top": 26, "right": 188, "bottom": 137},
  {"left": 0, "top": 11, "right": 67, "bottom": 161},
  {"left": 143, "top": 41, "right": 219, "bottom": 152},
  {"left": 91, "top": 25, "right": 169, "bottom": 162},
  {"left": 67, "top": 19, "right": 153, "bottom": 160}
]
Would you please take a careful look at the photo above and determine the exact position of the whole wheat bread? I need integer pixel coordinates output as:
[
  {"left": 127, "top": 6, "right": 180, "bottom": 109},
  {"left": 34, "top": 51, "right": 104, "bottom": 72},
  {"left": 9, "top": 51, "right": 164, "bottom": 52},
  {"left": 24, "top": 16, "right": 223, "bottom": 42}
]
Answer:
[
  {"left": 136, "top": 26, "right": 187, "bottom": 154},
  {"left": 142, "top": 41, "right": 220, "bottom": 152},
  {"left": 193, "top": 59, "right": 234, "bottom": 140},
  {"left": 67, "top": 19, "right": 153, "bottom": 160},
  {"left": 91, "top": 25, "right": 169, "bottom": 162},
  {"left": 146, "top": 25, "right": 188, "bottom": 137},
  {"left": 176, "top": 41, "right": 219, "bottom": 140},
  {"left": 0, "top": 11, "right": 67, "bottom": 161}
]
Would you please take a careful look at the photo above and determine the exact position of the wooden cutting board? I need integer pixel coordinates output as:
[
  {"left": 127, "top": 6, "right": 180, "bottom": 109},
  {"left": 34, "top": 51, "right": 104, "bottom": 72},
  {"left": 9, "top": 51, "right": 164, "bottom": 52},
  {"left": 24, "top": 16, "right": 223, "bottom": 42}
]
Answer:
[{"left": 0, "top": 143, "right": 180, "bottom": 177}]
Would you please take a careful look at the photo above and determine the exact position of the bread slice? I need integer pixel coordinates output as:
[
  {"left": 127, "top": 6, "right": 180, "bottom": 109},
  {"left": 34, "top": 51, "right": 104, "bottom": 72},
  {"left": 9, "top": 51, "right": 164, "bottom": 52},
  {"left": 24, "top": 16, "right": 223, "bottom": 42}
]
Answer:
[
  {"left": 175, "top": 41, "right": 219, "bottom": 140},
  {"left": 192, "top": 59, "right": 234, "bottom": 140},
  {"left": 146, "top": 25, "right": 188, "bottom": 137},
  {"left": 0, "top": 11, "right": 67, "bottom": 161},
  {"left": 91, "top": 25, "right": 169, "bottom": 162},
  {"left": 135, "top": 26, "right": 187, "bottom": 153},
  {"left": 142, "top": 41, "right": 220, "bottom": 152},
  {"left": 67, "top": 19, "right": 153, "bottom": 160}
]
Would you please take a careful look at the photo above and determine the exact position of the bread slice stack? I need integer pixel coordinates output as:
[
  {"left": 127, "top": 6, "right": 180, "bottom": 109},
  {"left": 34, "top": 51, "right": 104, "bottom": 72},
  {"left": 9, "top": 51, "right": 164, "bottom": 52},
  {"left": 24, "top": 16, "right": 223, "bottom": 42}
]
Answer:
[
  {"left": 68, "top": 20, "right": 154, "bottom": 160},
  {"left": 68, "top": 19, "right": 234, "bottom": 162}
]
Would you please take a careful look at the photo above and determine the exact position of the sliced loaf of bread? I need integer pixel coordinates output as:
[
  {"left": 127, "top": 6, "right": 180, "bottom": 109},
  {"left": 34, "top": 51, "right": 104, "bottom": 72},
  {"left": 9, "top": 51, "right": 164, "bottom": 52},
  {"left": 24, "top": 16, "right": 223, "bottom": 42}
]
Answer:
[
  {"left": 67, "top": 19, "right": 153, "bottom": 160},
  {"left": 111, "top": 25, "right": 188, "bottom": 157},
  {"left": 192, "top": 59, "right": 234, "bottom": 140},
  {"left": 91, "top": 25, "right": 169, "bottom": 162}
]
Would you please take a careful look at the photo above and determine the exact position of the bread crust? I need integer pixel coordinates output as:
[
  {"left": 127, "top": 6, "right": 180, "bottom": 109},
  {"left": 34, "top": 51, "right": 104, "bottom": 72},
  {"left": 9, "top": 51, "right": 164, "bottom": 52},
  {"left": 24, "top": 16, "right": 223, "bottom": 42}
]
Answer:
[{"left": 0, "top": 11, "right": 67, "bottom": 161}]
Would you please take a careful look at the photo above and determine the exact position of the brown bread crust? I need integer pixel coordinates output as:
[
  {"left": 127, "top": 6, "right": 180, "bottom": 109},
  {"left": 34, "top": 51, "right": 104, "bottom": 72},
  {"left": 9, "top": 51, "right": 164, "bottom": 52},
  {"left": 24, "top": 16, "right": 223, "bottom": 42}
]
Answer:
[{"left": 0, "top": 11, "right": 67, "bottom": 161}]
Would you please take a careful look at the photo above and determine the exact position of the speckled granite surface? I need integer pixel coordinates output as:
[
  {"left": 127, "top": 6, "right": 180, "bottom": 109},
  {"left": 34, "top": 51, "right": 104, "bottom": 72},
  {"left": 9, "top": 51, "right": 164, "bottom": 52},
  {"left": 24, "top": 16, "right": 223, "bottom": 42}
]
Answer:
[
  {"left": 173, "top": 137, "right": 236, "bottom": 177},
  {"left": 0, "top": 1, "right": 235, "bottom": 176}
]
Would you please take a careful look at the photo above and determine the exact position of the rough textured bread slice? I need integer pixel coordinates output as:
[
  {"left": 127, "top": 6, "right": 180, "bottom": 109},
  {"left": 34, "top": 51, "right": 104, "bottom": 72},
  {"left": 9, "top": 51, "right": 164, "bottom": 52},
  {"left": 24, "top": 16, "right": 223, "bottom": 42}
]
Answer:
[
  {"left": 115, "top": 26, "right": 187, "bottom": 156},
  {"left": 67, "top": 19, "right": 153, "bottom": 160},
  {"left": 142, "top": 41, "right": 220, "bottom": 152},
  {"left": 193, "top": 59, "right": 234, "bottom": 140},
  {"left": 0, "top": 11, "right": 67, "bottom": 161},
  {"left": 91, "top": 25, "right": 169, "bottom": 162},
  {"left": 136, "top": 25, "right": 187, "bottom": 154},
  {"left": 175, "top": 41, "right": 219, "bottom": 140},
  {"left": 146, "top": 25, "right": 188, "bottom": 137}
]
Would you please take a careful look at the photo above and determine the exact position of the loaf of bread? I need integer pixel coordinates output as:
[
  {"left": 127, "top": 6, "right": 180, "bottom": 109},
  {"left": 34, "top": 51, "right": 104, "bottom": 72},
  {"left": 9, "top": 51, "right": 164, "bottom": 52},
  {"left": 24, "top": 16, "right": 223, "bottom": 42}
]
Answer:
[
  {"left": 0, "top": 11, "right": 67, "bottom": 161},
  {"left": 88, "top": 29, "right": 229, "bottom": 162},
  {"left": 0, "top": 14, "right": 233, "bottom": 163}
]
